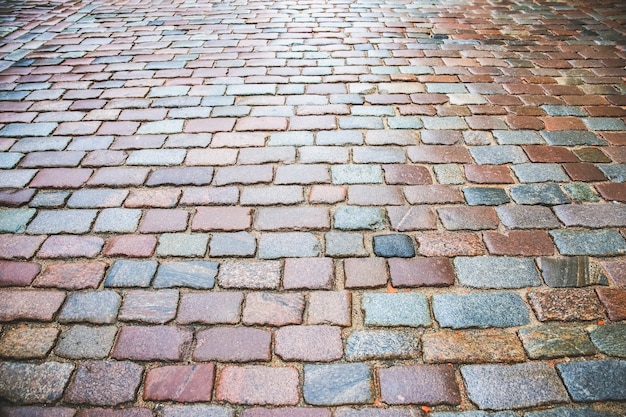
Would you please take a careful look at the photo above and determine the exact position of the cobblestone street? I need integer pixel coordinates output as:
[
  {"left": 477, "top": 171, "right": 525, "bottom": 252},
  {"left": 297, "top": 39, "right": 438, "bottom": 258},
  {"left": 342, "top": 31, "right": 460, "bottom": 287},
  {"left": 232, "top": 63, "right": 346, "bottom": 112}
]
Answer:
[{"left": 0, "top": 0, "right": 625, "bottom": 415}]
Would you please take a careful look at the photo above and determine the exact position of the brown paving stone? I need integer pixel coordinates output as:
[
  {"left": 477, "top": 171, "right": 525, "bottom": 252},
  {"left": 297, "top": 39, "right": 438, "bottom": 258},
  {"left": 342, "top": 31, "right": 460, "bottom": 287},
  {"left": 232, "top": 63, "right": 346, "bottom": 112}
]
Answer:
[
  {"left": 194, "top": 327, "right": 272, "bottom": 362},
  {"left": 438, "top": 206, "right": 499, "bottom": 230},
  {"left": 192, "top": 206, "right": 252, "bottom": 231},
  {"left": 407, "top": 145, "right": 473, "bottom": 163},
  {"left": 483, "top": 230, "right": 555, "bottom": 256},
  {"left": 177, "top": 292, "right": 243, "bottom": 324},
  {"left": 243, "top": 292, "right": 304, "bottom": 326},
  {"left": 383, "top": 165, "right": 432, "bottom": 185},
  {"left": 103, "top": 235, "right": 157, "bottom": 258},
  {"left": 144, "top": 364, "right": 215, "bottom": 402},
  {"left": 64, "top": 361, "right": 143, "bottom": 406},
  {"left": 344, "top": 258, "right": 388, "bottom": 288},
  {"left": 34, "top": 261, "right": 106, "bottom": 289},
  {"left": 283, "top": 258, "right": 334, "bottom": 290},
  {"left": 596, "top": 288, "right": 626, "bottom": 321},
  {"left": 139, "top": 209, "right": 189, "bottom": 233},
  {"left": 0, "top": 261, "right": 40, "bottom": 287},
  {"left": 388, "top": 257, "right": 455, "bottom": 287},
  {"left": 112, "top": 326, "right": 192, "bottom": 361},
  {"left": 308, "top": 185, "right": 346, "bottom": 204},
  {"left": 379, "top": 365, "right": 461, "bottom": 405},
  {"left": 0, "top": 290, "right": 65, "bottom": 322},
  {"left": 464, "top": 165, "right": 515, "bottom": 184},
  {"left": 29, "top": 168, "right": 93, "bottom": 188},
  {"left": 601, "top": 259, "right": 626, "bottom": 287},
  {"left": 119, "top": 289, "right": 179, "bottom": 324},
  {"left": 38, "top": 236, "right": 104, "bottom": 259},
  {"left": 0, "top": 326, "right": 59, "bottom": 359},
  {"left": 216, "top": 366, "right": 299, "bottom": 406},
  {"left": 528, "top": 288, "right": 606, "bottom": 322},
  {"left": 596, "top": 183, "right": 626, "bottom": 202},
  {"left": 387, "top": 206, "right": 437, "bottom": 231},
  {"left": 417, "top": 232, "right": 485, "bottom": 257},
  {"left": 275, "top": 325, "right": 343, "bottom": 362},
  {"left": 422, "top": 329, "right": 525, "bottom": 364},
  {"left": 562, "top": 163, "right": 607, "bottom": 182},
  {"left": 522, "top": 145, "right": 579, "bottom": 163}
]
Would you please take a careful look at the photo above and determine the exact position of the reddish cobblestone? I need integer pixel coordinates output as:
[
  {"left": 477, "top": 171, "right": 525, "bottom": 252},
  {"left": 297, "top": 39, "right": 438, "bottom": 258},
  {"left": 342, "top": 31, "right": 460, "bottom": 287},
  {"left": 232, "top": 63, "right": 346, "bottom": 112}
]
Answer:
[
  {"left": 528, "top": 289, "right": 606, "bottom": 322},
  {"left": 112, "top": 326, "right": 192, "bottom": 361},
  {"left": 144, "top": 364, "right": 215, "bottom": 402},
  {"left": 388, "top": 257, "right": 455, "bottom": 287},
  {"left": 194, "top": 327, "right": 272, "bottom": 362},
  {"left": 595, "top": 288, "right": 626, "bottom": 321},
  {"left": 0, "top": 290, "right": 65, "bottom": 322},
  {"left": 483, "top": 231, "right": 556, "bottom": 256},
  {"left": 34, "top": 261, "right": 106, "bottom": 289},
  {"left": 216, "top": 366, "right": 299, "bottom": 406},
  {"left": 0, "top": 261, "right": 40, "bottom": 287},
  {"left": 103, "top": 235, "right": 157, "bottom": 258}
]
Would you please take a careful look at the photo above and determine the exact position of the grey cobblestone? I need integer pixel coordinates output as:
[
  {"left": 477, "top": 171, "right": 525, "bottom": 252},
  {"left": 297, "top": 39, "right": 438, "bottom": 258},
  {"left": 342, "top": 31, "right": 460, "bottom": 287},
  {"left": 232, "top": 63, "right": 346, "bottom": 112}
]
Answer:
[
  {"left": 455, "top": 257, "right": 541, "bottom": 288},
  {"left": 363, "top": 293, "right": 431, "bottom": 327},
  {"left": 304, "top": 364, "right": 373, "bottom": 406},
  {"left": 334, "top": 206, "right": 386, "bottom": 230},
  {"left": 557, "top": 360, "right": 626, "bottom": 401},
  {"left": 105, "top": 260, "right": 158, "bottom": 288},
  {"left": 58, "top": 291, "right": 121, "bottom": 324},
  {"left": 258, "top": 233, "right": 321, "bottom": 259},
  {"left": 26, "top": 210, "right": 97, "bottom": 234},
  {"left": 154, "top": 261, "right": 217, "bottom": 289},
  {"left": 156, "top": 234, "right": 209, "bottom": 257},
  {"left": 346, "top": 330, "right": 420, "bottom": 361},
  {"left": 433, "top": 293, "right": 530, "bottom": 328},
  {"left": 551, "top": 230, "right": 626, "bottom": 256},
  {"left": 331, "top": 165, "right": 383, "bottom": 184}
]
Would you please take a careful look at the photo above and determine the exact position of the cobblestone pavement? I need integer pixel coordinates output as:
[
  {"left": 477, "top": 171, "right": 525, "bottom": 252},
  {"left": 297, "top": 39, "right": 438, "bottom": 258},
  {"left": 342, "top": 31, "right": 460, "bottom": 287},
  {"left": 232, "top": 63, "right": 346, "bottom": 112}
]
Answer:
[{"left": 0, "top": 0, "right": 625, "bottom": 415}]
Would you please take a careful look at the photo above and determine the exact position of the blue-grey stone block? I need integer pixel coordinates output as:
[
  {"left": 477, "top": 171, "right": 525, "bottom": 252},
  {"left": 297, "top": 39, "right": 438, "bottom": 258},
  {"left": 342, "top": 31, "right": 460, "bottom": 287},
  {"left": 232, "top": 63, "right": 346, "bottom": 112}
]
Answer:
[
  {"left": 433, "top": 292, "right": 529, "bottom": 328},
  {"left": 363, "top": 293, "right": 431, "bottom": 327},
  {"left": 510, "top": 184, "right": 570, "bottom": 205},
  {"left": 589, "top": 324, "right": 626, "bottom": 358},
  {"left": 557, "top": 360, "right": 626, "bottom": 401},
  {"left": 598, "top": 164, "right": 626, "bottom": 183},
  {"left": 526, "top": 407, "right": 620, "bottom": 417},
  {"left": 58, "top": 291, "right": 121, "bottom": 324},
  {"left": 541, "top": 131, "right": 605, "bottom": 146},
  {"left": 493, "top": 130, "right": 544, "bottom": 145},
  {"left": 209, "top": 232, "right": 256, "bottom": 257},
  {"left": 258, "top": 232, "right": 321, "bottom": 259},
  {"left": 512, "top": 163, "right": 569, "bottom": 183},
  {"left": 469, "top": 146, "right": 527, "bottom": 165},
  {"left": 156, "top": 234, "right": 209, "bottom": 257},
  {"left": 154, "top": 261, "right": 218, "bottom": 289},
  {"left": 461, "top": 362, "right": 569, "bottom": 410},
  {"left": 334, "top": 206, "right": 386, "bottom": 230},
  {"left": 550, "top": 230, "right": 626, "bottom": 256},
  {"left": 304, "top": 363, "right": 373, "bottom": 405},
  {"left": 455, "top": 257, "right": 541, "bottom": 288},
  {"left": 345, "top": 330, "right": 420, "bottom": 360},
  {"left": 105, "top": 260, "right": 158, "bottom": 288},
  {"left": 463, "top": 188, "right": 510, "bottom": 206},
  {"left": 373, "top": 234, "right": 415, "bottom": 258},
  {"left": 0, "top": 208, "right": 36, "bottom": 233}
]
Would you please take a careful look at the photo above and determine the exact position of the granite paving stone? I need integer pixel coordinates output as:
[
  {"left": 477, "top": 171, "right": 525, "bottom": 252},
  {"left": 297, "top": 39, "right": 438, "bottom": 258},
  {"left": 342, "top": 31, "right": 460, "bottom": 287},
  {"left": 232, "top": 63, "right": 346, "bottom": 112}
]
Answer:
[
  {"left": 461, "top": 363, "right": 569, "bottom": 410},
  {"left": 303, "top": 364, "right": 373, "bottom": 405},
  {"left": 363, "top": 293, "right": 431, "bottom": 327},
  {"left": 0, "top": 362, "right": 74, "bottom": 404},
  {"left": 557, "top": 360, "right": 626, "bottom": 401},
  {"left": 58, "top": 290, "right": 121, "bottom": 324},
  {"left": 55, "top": 325, "right": 118, "bottom": 359},
  {"left": 2, "top": 0, "right": 626, "bottom": 413},
  {"left": 379, "top": 365, "right": 461, "bottom": 405},
  {"left": 455, "top": 257, "right": 541, "bottom": 288},
  {"left": 433, "top": 293, "right": 530, "bottom": 328},
  {"left": 518, "top": 324, "right": 597, "bottom": 359},
  {"left": 589, "top": 324, "right": 626, "bottom": 358}
]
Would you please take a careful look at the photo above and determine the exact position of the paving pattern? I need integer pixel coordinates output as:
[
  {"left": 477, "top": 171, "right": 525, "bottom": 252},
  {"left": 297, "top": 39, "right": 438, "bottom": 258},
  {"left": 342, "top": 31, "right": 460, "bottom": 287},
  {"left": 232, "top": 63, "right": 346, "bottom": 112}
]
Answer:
[{"left": 0, "top": 0, "right": 625, "bottom": 415}]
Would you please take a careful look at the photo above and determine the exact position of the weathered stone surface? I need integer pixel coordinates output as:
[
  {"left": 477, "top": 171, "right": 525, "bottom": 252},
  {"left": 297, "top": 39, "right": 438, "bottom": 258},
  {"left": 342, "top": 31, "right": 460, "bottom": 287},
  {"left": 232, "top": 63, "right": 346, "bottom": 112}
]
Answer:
[
  {"left": 528, "top": 289, "right": 605, "bottom": 322},
  {"left": 112, "top": 326, "right": 192, "bottom": 361},
  {"left": 363, "top": 293, "right": 431, "bottom": 327},
  {"left": 540, "top": 257, "right": 608, "bottom": 287},
  {"left": 58, "top": 290, "right": 121, "bottom": 324},
  {"left": 216, "top": 366, "right": 300, "bottom": 406},
  {"left": 194, "top": 327, "right": 271, "bottom": 362},
  {"left": 119, "top": 289, "right": 179, "bottom": 324},
  {"left": 519, "top": 324, "right": 596, "bottom": 359},
  {"left": 422, "top": 329, "right": 525, "bottom": 363},
  {"left": 596, "top": 288, "right": 626, "bottom": 320},
  {"left": 218, "top": 260, "right": 281, "bottom": 289},
  {"left": 455, "top": 256, "right": 541, "bottom": 288},
  {"left": 345, "top": 330, "right": 420, "bottom": 361},
  {"left": 243, "top": 292, "right": 304, "bottom": 326},
  {"left": 275, "top": 325, "right": 343, "bottom": 362},
  {"left": 0, "top": 326, "right": 59, "bottom": 359},
  {"left": 557, "top": 360, "right": 626, "bottom": 401},
  {"left": 373, "top": 234, "right": 415, "bottom": 258},
  {"left": 0, "top": 406, "right": 77, "bottom": 417},
  {"left": 64, "top": 361, "right": 143, "bottom": 406},
  {"left": 379, "top": 365, "right": 460, "bottom": 405},
  {"left": 461, "top": 363, "right": 569, "bottom": 410},
  {"left": 0, "top": 362, "right": 74, "bottom": 404},
  {"left": 162, "top": 405, "right": 233, "bottom": 417},
  {"left": 433, "top": 293, "right": 529, "bottom": 328},
  {"left": 144, "top": 364, "right": 215, "bottom": 402},
  {"left": 55, "top": 325, "right": 117, "bottom": 359},
  {"left": 525, "top": 408, "right": 622, "bottom": 417},
  {"left": 388, "top": 257, "right": 455, "bottom": 287},
  {"left": 335, "top": 410, "right": 422, "bottom": 417},
  {"left": 304, "top": 364, "right": 373, "bottom": 405},
  {"left": 550, "top": 230, "right": 626, "bottom": 256},
  {"left": 104, "top": 260, "right": 157, "bottom": 288},
  {"left": 589, "top": 324, "right": 626, "bottom": 358},
  {"left": 154, "top": 261, "right": 218, "bottom": 289},
  {"left": 333, "top": 206, "right": 386, "bottom": 230}
]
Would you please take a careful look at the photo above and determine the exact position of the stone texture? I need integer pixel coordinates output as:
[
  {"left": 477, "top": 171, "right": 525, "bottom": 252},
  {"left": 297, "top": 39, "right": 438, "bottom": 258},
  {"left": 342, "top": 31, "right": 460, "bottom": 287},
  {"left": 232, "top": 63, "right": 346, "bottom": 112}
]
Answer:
[
  {"left": 194, "top": 327, "right": 271, "bottom": 362},
  {"left": 389, "top": 257, "right": 455, "bottom": 287},
  {"left": 433, "top": 293, "right": 530, "bottom": 328},
  {"left": 283, "top": 258, "right": 333, "bottom": 289},
  {"left": 216, "top": 366, "right": 300, "bottom": 406},
  {"left": 0, "top": 362, "right": 74, "bottom": 404},
  {"left": 518, "top": 324, "right": 596, "bottom": 359},
  {"left": 540, "top": 257, "right": 608, "bottom": 288},
  {"left": 0, "top": 326, "right": 58, "bottom": 359},
  {"left": 550, "top": 230, "right": 626, "bottom": 256},
  {"left": 34, "top": 261, "right": 106, "bottom": 290},
  {"left": 345, "top": 330, "right": 420, "bottom": 361},
  {"left": 144, "top": 364, "right": 215, "bottom": 402},
  {"left": 304, "top": 364, "right": 373, "bottom": 405},
  {"left": 177, "top": 292, "right": 243, "bottom": 324},
  {"left": 363, "top": 293, "right": 431, "bottom": 327},
  {"left": 0, "top": 290, "right": 65, "bottom": 322},
  {"left": 119, "top": 289, "right": 179, "bottom": 324},
  {"left": 379, "top": 365, "right": 461, "bottom": 405},
  {"left": 596, "top": 288, "right": 626, "bottom": 320},
  {"left": 589, "top": 324, "right": 626, "bottom": 358},
  {"left": 112, "top": 325, "right": 192, "bottom": 361},
  {"left": 64, "top": 361, "right": 143, "bottom": 406},
  {"left": 243, "top": 292, "right": 304, "bottom": 326},
  {"left": 528, "top": 289, "right": 606, "bottom": 322},
  {"left": 461, "top": 363, "right": 569, "bottom": 410},
  {"left": 154, "top": 261, "right": 217, "bottom": 289},
  {"left": 218, "top": 260, "right": 281, "bottom": 289},
  {"left": 55, "top": 325, "right": 118, "bottom": 359},
  {"left": 58, "top": 290, "right": 121, "bottom": 324},
  {"left": 275, "top": 325, "right": 343, "bottom": 362},
  {"left": 422, "top": 329, "right": 525, "bottom": 364},
  {"left": 557, "top": 360, "right": 626, "bottom": 401},
  {"left": 455, "top": 257, "right": 541, "bottom": 288}
]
